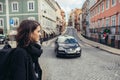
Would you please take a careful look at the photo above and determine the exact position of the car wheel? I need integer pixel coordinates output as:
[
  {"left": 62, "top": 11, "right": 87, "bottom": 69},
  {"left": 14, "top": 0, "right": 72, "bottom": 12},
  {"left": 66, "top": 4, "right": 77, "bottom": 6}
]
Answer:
[
  {"left": 79, "top": 50, "right": 82, "bottom": 57},
  {"left": 56, "top": 54, "right": 59, "bottom": 57},
  {"left": 79, "top": 53, "right": 81, "bottom": 57}
]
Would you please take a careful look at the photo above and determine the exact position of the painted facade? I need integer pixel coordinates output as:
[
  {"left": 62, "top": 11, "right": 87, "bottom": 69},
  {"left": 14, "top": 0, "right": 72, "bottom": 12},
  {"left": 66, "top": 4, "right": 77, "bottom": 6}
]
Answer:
[
  {"left": 0, "top": 0, "right": 39, "bottom": 35},
  {"left": 68, "top": 8, "right": 82, "bottom": 31},
  {"left": 61, "top": 10, "right": 66, "bottom": 32},
  {"left": 89, "top": 0, "right": 120, "bottom": 48},
  {"left": 39, "top": 0, "right": 57, "bottom": 40},
  {"left": 0, "top": 0, "right": 64, "bottom": 41}
]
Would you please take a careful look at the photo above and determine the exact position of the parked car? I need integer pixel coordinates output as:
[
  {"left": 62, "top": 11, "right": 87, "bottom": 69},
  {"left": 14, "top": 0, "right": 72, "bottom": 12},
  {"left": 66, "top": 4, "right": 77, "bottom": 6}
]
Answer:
[
  {"left": 55, "top": 35, "right": 81, "bottom": 58},
  {"left": 0, "top": 34, "right": 6, "bottom": 44}
]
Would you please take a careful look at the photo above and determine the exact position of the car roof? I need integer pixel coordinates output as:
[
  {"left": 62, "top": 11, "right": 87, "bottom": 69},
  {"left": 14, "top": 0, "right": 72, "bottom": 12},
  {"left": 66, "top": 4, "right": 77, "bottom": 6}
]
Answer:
[{"left": 58, "top": 35, "right": 74, "bottom": 39}]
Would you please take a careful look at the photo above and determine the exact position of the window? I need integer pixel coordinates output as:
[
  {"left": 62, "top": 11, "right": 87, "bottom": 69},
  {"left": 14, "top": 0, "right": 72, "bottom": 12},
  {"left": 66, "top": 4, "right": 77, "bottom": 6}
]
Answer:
[
  {"left": 98, "top": 20, "right": 100, "bottom": 27},
  {"left": 98, "top": 5, "right": 100, "bottom": 14},
  {"left": 101, "top": 2, "right": 104, "bottom": 12},
  {"left": 101, "top": 19, "right": 104, "bottom": 27},
  {"left": 111, "top": 0, "right": 116, "bottom": 6},
  {"left": 106, "top": 0, "right": 109, "bottom": 9},
  {"left": 12, "top": 18, "right": 19, "bottom": 27},
  {"left": 111, "top": 15, "right": 116, "bottom": 26},
  {"left": 111, "top": 27, "right": 115, "bottom": 34},
  {"left": 28, "top": 1, "right": 35, "bottom": 11},
  {"left": 118, "top": 14, "right": 120, "bottom": 34},
  {"left": 11, "top": 2, "right": 19, "bottom": 12},
  {"left": 106, "top": 18, "right": 110, "bottom": 27},
  {"left": 0, "top": 2, "right": 3, "bottom": 12},
  {"left": 119, "top": 14, "right": 120, "bottom": 26},
  {"left": 0, "top": 18, "right": 4, "bottom": 28},
  {"left": 111, "top": 15, "right": 116, "bottom": 34}
]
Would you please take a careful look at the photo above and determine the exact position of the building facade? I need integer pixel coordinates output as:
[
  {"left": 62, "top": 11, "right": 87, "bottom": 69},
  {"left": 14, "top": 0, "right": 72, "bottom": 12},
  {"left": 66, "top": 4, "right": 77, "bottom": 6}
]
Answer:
[
  {"left": 82, "top": 0, "right": 96, "bottom": 36},
  {"left": 55, "top": 1, "right": 63, "bottom": 35},
  {"left": 0, "top": 0, "right": 40, "bottom": 35},
  {"left": 61, "top": 10, "right": 66, "bottom": 32},
  {"left": 82, "top": 1, "right": 88, "bottom": 36},
  {"left": 74, "top": 8, "right": 82, "bottom": 31},
  {"left": 89, "top": 0, "right": 120, "bottom": 48},
  {"left": 68, "top": 8, "right": 82, "bottom": 31},
  {"left": 40, "top": 0, "right": 57, "bottom": 40},
  {"left": 0, "top": 0, "right": 64, "bottom": 40}
]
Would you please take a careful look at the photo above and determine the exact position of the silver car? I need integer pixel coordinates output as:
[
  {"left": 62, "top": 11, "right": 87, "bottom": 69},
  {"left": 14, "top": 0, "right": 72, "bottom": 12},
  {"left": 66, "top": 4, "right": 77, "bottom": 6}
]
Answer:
[
  {"left": 0, "top": 34, "right": 6, "bottom": 44},
  {"left": 55, "top": 35, "right": 81, "bottom": 57}
]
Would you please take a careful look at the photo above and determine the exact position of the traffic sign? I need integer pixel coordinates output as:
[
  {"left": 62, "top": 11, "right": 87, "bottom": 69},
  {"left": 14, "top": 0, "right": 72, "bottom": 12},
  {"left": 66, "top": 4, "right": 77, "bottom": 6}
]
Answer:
[{"left": 10, "top": 19, "right": 14, "bottom": 25}]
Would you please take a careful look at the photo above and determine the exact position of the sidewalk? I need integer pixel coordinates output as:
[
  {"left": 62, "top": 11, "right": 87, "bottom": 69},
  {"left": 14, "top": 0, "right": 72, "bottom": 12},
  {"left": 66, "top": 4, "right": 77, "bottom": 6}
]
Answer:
[
  {"left": 8, "top": 41, "right": 17, "bottom": 48},
  {"left": 77, "top": 32, "right": 120, "bottom": 55}
]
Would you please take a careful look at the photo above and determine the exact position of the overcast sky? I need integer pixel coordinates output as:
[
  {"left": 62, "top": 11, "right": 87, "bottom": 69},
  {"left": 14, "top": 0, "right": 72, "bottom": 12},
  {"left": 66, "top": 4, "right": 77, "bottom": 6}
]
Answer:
[{"left": 55, "top": 0, "right": 86, "bottom": 21}]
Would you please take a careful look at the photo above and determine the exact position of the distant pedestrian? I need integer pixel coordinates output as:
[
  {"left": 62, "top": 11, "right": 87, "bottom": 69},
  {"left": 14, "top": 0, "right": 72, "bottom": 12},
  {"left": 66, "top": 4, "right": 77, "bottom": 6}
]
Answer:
[
  {"left": 9, "top": 20, "right": 43, "bottom": 80},
  {"left": 3, "top": 40, "right": 11, "bottom": 49},
  {"left": 105, "top": 34, "right": 108, "bottom": 45},
  {"left": 103, "top": 33, "right": 108, "bottom": 45}
]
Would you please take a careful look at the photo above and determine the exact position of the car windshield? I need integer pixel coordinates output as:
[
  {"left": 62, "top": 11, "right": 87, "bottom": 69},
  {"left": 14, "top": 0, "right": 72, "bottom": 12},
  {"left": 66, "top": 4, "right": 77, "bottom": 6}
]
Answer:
[{"left": 64, "top": 38, "right": 78, "bottom": 44}]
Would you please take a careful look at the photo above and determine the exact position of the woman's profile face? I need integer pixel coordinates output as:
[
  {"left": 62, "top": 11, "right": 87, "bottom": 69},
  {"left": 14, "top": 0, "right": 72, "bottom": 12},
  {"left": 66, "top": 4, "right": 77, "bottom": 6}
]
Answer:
[{"left": 31, "top": 26, "right": 41, "bottom": 42}]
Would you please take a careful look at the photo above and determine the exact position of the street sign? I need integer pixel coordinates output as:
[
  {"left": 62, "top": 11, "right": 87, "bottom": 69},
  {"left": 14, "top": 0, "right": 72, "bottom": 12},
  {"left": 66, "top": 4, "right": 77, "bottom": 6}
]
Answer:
[{"left": 10, "top": 19, "right": 14, "bottom": 25}]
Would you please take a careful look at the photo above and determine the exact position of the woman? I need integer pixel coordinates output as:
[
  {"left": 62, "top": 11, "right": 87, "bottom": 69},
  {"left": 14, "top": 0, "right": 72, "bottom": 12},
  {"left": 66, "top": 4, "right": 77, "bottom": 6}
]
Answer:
[{"left": 9, "top": 20, "right": 43, "bottom": 80}]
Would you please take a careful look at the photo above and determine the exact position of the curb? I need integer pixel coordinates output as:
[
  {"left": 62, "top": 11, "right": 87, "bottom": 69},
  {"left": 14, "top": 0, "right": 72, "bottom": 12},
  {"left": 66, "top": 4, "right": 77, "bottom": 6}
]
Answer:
[{"left": 77, "top": 32, "right": 120, "bottom": 55}]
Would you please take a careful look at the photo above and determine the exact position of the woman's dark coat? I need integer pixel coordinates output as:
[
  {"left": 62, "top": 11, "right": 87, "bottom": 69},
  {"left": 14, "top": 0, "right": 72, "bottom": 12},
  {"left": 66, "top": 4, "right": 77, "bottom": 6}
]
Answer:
[{"left": 9, "top": 43, "right": 43, "bottom": 80}]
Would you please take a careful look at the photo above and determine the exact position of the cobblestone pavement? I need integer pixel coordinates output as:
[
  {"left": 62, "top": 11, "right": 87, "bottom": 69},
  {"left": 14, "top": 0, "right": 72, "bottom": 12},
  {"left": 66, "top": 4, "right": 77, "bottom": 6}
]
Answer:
[{"left": 40, "top": 38, "right": 120, "bottom": 80}]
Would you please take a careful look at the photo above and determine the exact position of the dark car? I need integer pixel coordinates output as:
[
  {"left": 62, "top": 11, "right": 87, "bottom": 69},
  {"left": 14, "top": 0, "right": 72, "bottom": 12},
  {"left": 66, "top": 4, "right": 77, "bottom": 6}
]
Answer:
[
  {"left": 55, "top": 35, "right": 81, "bottom": 58},
  {"left": 0, "top": 34, "right": 6, "bottom": 44}
]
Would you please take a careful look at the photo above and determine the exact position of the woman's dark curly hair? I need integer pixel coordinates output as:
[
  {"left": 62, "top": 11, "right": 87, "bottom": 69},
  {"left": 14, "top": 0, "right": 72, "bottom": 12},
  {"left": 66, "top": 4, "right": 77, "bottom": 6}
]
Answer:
[{"left": 16, "top": 20, "right": 40, "bottom": 47}]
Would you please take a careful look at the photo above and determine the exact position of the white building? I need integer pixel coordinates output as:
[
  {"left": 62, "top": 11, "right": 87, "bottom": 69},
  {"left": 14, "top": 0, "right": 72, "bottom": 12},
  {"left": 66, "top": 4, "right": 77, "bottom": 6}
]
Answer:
[{"left": 40, "top": 0, "right": 57, "bottom": 36}]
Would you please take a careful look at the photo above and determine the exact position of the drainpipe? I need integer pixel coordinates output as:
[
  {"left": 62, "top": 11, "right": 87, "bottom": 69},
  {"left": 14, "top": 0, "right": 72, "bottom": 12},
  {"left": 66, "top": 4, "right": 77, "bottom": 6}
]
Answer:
[
  {"left": 38, "top": 0, "right": 41, "bottom": 23},
  {"left": 5, "top": 0, "right": 10, "bottom": 35}
]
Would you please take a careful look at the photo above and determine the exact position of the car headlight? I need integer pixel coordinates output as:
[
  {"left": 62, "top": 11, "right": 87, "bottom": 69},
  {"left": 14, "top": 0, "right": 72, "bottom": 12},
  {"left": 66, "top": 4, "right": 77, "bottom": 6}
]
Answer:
[
  {"left": 58, "top": 47, "right": 64, "bottom": 50},
  {"left": 76, "top": 44, "right": 79, "bottom": 46},
  {"left": 0, "top": 39, "right": 4, "bottom": 41},
  {"left": 76, "top": 47, "right": 81, "bottom": 51}
]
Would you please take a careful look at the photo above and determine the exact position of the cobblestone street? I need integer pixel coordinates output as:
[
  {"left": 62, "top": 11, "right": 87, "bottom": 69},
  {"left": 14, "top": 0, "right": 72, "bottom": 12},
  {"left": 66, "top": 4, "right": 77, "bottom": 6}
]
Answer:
[{"left": 39, "top": 38, "right": 120, "bottom": 80}]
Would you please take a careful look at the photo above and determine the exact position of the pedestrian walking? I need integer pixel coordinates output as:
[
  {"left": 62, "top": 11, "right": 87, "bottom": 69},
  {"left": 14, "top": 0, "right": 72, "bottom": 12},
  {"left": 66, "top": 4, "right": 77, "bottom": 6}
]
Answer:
[
  {"left": 105, "top": 34, "right": 108, "bottom": 45},
  {"left": 9, "top": 20, "right": 43, "bottom": 80},
  {"left": 3, "top": 39, "right": 11, "bottom": 49},
  {"left": 103, "top": 32, "right": 108, "bottom": 45}
]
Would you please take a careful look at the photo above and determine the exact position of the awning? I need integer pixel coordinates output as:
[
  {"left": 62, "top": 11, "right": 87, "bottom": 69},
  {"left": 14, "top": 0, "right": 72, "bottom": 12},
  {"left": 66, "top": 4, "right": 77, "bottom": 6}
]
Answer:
[
  {"left": 52, "top": 29, "right": 57, "bottom": 34},
  {"left": 49, "top": 29, "right": 54, "bottom": 34},
  {"left": 42, "top": 28, "right": 50, "bottom": 34},
  {"left": 42, "top": 27, "right": 58, "bottom": 35}
]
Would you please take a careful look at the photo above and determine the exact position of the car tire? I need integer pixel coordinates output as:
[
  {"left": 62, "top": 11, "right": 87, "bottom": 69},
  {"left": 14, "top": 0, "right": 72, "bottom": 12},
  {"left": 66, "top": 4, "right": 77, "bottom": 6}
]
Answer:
[
  {"left": 78, "top": 50, "right": 82, "bottom": 57},
  {"left": 78, "top": 53, "right": 81, "bottom": 57},
  {"left": 56, "top": 54, "right": 59, "bottom": 57}
]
